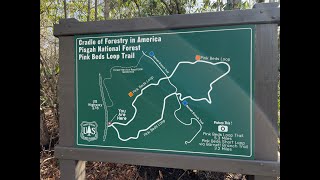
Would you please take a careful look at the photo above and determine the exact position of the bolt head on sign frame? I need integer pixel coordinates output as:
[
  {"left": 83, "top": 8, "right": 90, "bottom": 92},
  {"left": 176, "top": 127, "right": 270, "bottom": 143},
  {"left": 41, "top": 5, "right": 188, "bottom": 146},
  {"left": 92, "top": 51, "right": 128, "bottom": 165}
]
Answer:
[{"left": 75, "top": 25, "right": 255, "bottom": 160}]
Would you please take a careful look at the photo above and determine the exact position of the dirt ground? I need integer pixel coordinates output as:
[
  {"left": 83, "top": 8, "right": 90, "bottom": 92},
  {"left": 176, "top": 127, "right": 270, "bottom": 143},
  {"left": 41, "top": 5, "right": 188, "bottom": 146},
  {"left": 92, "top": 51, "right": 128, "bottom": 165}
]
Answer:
[{"left": 40, "top": 152, "right": 247, "bottom": 180}]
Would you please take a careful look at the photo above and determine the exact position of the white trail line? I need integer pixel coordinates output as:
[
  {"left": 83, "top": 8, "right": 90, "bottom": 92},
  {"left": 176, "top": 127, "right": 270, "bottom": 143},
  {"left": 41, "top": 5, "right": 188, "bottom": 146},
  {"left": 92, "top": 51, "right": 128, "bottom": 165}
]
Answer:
[
  {"left": 103, "top": 53, "right": 146, "bottom": 108},
  {"left": 103, "top": 50, "right": 231, "bottom": 144},
  {"left": 173, "top": 94, "right": 202, "bottom": 145},
  {"left": 185, "top": 118, "right": 202, "bottom": 144},
  {"left": 101, "top": 53, "right": 146, "bottom": 141},
  {"left": 145, "top": 52, "right": 203, "bottom": 144},
  {"left": 99, "top": 73, "right": 109, "bottom": 142}
]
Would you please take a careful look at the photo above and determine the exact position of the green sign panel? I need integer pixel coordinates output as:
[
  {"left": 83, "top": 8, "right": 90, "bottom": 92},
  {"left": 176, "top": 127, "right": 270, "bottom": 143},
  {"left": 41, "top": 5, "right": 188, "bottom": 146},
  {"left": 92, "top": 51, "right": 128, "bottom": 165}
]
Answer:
[{"left": 75, "top": 25, "right": 255, "bottom": 159}]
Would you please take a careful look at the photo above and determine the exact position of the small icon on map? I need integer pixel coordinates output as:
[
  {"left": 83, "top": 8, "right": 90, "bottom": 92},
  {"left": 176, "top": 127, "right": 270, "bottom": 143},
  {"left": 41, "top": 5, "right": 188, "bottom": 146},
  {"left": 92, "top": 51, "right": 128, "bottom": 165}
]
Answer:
[
  {"left": 80, "top": 121, "right": 98, "bottom": 142},
  {"left": 195, "top": 55, "right": 201, "bottom": 61},
  {"left": 182, "top": 100, "right": 188, "bottom": 106},
  {"left": 218, "top": 125, "right": 228, "bottom": 132},
  {"left": 149, "top": 51, "right": 155, "bottom": 56}
]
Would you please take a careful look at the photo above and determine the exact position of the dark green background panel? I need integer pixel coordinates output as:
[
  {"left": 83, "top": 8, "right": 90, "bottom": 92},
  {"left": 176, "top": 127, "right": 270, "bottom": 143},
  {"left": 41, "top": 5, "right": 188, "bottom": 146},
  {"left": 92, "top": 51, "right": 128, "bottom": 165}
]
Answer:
[{"left": 75, "top": 25, "right": 255, "bottom": 160}]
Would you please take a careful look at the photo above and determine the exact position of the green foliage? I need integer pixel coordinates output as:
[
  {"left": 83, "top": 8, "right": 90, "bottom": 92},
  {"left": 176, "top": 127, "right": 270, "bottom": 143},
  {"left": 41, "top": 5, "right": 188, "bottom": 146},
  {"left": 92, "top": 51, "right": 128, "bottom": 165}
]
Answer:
[
  {"left": 40, "top": 0, "right": 264, "bottom": 110},
  {"left": 241, "top": 1, "right": 250, "bottom": 9}
]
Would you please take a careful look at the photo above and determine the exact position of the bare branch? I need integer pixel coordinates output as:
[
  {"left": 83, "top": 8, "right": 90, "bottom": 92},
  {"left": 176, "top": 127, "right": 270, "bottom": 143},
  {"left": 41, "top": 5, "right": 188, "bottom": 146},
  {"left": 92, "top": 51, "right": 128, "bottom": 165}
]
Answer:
[
  {"left": 104, "top": 0, "right": 109, "bottom": 19},
  {"left": 41, "top": 0, "right": 54, "bottom": 15},
  {"left": 95, "top": 0, "right": 98, "bottom": 20},
  {"left": 40, "top": 157, "right": 56, "bottom": 167},
  {"left": 173, "top": 0, "right": 181, "bottom": 14},
  {"left": 160, "top": 0, "right": 172, "bottom": 14},
  {"left": 133, "top": 0, "right": 142, "bottom": 17},
  {"left": 87, "top": 0, "right": 91, "bottom": 21},
  {"left": 40, "top": 53, "right": 57, "bottom": 104}
]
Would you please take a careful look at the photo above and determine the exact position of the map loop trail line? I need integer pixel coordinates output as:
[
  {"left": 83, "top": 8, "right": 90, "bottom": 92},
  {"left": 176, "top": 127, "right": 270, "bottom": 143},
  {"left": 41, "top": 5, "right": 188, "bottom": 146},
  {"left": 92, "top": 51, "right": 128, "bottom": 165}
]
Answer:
[
  {"left": 110, "top": 92, "right": 176, "bottom": 141},
  {"left": 103, "top": 53, "right": 146, "bottom": 108},
  {"left": 174, "top": 94, "right": 202, "bottom": 144},
  {"left": 99, "top": 73, "right": 109, "bottom": 142},
  {"left": 102, "top": 50, "right": 230, "bottom": 144},
  {"left": 185, "top": 118, "right": 202, "bottom": 145},
  {"left": 101, "top": 53, "right": 146, "bottom": 141}
]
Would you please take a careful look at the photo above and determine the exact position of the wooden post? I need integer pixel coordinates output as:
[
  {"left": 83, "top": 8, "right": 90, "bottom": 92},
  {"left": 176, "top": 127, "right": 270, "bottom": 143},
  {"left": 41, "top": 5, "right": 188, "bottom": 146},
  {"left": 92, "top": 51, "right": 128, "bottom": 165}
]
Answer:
[
  {"left": 248, "top": 3, "right": 280, "bottom": 180},
  {"left": 57, "top": 27, "right": 86, "bottom": 180}
]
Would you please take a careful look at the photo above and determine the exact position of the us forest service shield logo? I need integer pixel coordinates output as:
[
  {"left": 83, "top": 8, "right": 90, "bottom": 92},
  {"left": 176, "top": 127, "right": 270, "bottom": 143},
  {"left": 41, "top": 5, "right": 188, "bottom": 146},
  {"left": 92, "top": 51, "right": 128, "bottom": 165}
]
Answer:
[{"left": 80, "top": 121, "right": 98, "bottom": 142}]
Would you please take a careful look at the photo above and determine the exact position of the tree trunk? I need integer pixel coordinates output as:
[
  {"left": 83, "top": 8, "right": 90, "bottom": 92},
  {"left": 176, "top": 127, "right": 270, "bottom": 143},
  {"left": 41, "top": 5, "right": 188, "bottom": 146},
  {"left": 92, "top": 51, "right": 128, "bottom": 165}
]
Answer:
[
  {"left": 54, "top": 39, "right": 57, "bottom": 57},
  {"left": 63, "top": 0, "right": 67, "bottom": 18},
  {"left": 40, "top": 111, "right": 50, "bottom": 146},
  {"left": 87, "top": 0, "right": 91, "bottom": 21},
  {"left": 133, "top": 0, "right": 141, "bottom": 17},
  {"left": 104, "top": 0, "right": 110, "bottom": 19},
  {"left": 174, "top": 0, "right": 181, "bottom": 14},
  {"left": 95, "top": 0, "right": 97, "bottom": 21}
]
